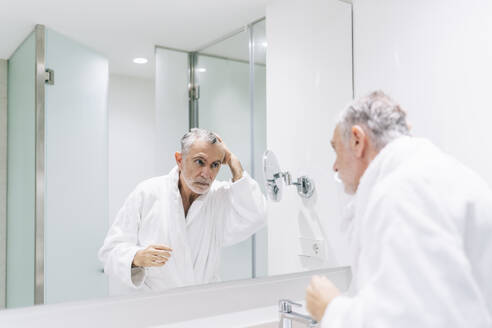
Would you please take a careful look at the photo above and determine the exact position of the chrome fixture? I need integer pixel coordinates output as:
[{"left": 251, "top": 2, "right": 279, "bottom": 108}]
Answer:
[
  {"left": 278, "top": 299, "right": 319, "bottom": 328},
  {"left": 263, "top": 150, "right": 315, "bottom": 202}
]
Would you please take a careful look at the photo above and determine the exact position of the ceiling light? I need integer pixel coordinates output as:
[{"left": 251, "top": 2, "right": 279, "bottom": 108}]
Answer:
[
  {"left": 197, "top": 68, "right": 207, "bottom": 73},
  {"left": 133, "top": 57, "right": 148, "bottom": 64},
  {"left": 261, "top": 42, "right": 268, "bottom": 47}
]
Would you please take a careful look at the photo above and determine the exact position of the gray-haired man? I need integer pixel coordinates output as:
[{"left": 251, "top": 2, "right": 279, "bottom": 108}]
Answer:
[
  {"left": 99, "top": 129, "right": 267, "bottom": 293},
  {"left": 306, "top": 91, "right": 492, "bottom": 327}
]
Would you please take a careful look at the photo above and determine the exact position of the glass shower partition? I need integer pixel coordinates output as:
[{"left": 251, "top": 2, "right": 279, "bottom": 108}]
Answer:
[
  {"left": 195, "top": 18, "right": 267, "bottom": 280},
  {"left": 6, "top": 30, "right": 37, "bottom": 309},
  {"left": 6, "top": 25, "right": 109, "bottom": 307}
]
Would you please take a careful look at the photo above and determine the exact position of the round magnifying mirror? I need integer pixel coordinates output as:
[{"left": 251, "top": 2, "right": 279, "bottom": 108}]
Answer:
[{"left": 263, "top": 150, "right": 283, "bottom": 202}]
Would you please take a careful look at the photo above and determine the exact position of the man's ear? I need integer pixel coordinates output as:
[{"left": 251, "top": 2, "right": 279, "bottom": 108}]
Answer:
[
  {"left": 175, "top": 152, "right": 183, "bottom": 169},
  {"left": 350, "top": 125, "right": 366, "bottom": 158}
]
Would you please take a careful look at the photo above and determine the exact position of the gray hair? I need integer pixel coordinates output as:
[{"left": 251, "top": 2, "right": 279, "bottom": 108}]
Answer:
[
  {"left": 180, "top": 128, "right": 219, "bottom": 157},
  {"left": 338, "top": 91, "right": 411, "bottom": 150}
]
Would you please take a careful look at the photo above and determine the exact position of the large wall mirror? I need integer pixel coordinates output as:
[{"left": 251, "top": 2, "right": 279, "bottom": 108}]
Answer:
[{"left": 0, "top": 0, "right": 354, "bottom": 309}]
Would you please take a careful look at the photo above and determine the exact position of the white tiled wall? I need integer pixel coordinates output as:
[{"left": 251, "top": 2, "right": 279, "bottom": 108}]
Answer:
[
  {"left": 107, "top": 73, "right": 158, "bottom": 295},
  {"left": 353, "top": 0, "right": 492, "bottom": 188}
]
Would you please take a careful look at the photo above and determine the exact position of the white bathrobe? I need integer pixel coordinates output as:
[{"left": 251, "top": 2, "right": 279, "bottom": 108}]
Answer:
[
  {"left": 98, "top": 166, "right": 267, "bottom": 292},
  {"left": 323, "top": 137, "right": 492, "bottom": 327}
]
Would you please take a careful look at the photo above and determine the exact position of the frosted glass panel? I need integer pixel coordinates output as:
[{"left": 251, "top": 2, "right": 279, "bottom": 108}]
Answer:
[
  {"left": 197, "top": 49, "right": 253, "bottom": 281},
  {"left": 44, "top": 28, "right": 108, "bottom": 304},
  {"left": 197, "top": 23, "right": 268, "bottom": 281},
  {"left": 6, "top": 32, "right": 36, "bottom": 308},
  {"left": 197, "top": 56, "right": 252, "bottom": 177}
]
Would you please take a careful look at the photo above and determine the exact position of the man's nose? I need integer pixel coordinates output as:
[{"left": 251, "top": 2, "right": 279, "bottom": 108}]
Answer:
[{"left": 200, "top": 166, "right": 211, "bottom": 179}]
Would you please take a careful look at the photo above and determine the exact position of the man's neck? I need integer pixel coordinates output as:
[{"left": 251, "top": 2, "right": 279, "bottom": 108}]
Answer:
[{"left": 178, "top": 173, "right": 200, "bottom": 217}]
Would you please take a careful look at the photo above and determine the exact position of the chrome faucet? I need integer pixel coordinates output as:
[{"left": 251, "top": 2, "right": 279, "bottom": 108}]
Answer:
[{"left": 278, "top": 299, "right": 320, "bottom": 328}]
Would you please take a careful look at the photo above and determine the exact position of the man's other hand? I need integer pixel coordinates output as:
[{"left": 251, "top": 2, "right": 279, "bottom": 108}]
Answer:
[
  {"left": 132, "top": 244, "right": 173, "bottom": 267},
  {"left": 306, "top": 275, "right": 341, "bottom": 322}
]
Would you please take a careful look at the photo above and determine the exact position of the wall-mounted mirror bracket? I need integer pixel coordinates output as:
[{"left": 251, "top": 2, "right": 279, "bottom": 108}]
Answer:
[
  {"left": 271, "top": 171, "right": 315, "bottom": 200},
  {"left": 263, "top": 150, "right": 315, "bottom": 202}
]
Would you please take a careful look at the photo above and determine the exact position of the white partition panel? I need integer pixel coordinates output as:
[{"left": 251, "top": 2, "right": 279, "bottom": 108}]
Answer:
[
  {"left": 155, "top": 47, "right": 189, "bottom": 174},
  {"left": 44, "top": 28, "right": 109, "bottom": 304},
  {"left": 108, "top": 75, "right": 157, "bottom": 224},
  {"left": 107, "top": 75, "right": 158, "bottom": 295}
]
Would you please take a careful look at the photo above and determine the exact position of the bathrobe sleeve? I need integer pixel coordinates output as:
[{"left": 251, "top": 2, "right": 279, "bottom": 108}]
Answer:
[
  {"left": 321, "top": 179, "right": 491, "bottom": 328},
  {"left": 98, "top": 188, "right": 147, "bottom": 289},
  {"left": 221, "top": 172, "right": 268, "bottom": 247}
]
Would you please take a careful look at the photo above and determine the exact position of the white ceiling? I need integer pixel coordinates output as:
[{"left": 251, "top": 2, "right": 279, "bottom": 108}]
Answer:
[{"left": 0, "top": 0, "right": 271, "bottom": 79}]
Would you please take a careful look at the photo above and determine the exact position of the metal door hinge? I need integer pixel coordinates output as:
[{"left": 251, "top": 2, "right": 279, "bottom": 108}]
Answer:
[
  {"left": 45, "top": 69, "right": 54, "bottom": 85},
  {"left": 189, "top": 84, "right": 200, "bottom": 100}
]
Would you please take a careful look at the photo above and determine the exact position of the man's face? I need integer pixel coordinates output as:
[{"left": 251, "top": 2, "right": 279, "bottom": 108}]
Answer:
[
  {"left": 177, "top": 140, "right": 225, "bottom": 195},
  {"left": 331, "top": 125, "right": 366, "bottom": 195}
]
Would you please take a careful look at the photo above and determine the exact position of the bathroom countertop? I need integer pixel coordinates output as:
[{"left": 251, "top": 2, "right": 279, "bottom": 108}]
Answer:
[
  {"left": 149, "top": 306, "right": 278, "bottom": 328},
  {"left": 151, "top": 301, "right": 310, "bottom": 328},
  {"left": 149, "top": 305, "right": 279, "bottom": 328},
  {"left": 0, "top": 267, "right": 349, "bottom": 328}
]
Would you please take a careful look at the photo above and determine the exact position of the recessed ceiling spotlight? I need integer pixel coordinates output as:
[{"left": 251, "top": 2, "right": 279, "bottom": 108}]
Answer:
[
  {"left": 197, "top": 68, "right": 207, "bottom": 73},
  {"left": 133, "top": 57, "right": 148, "bottom": 64},
  {"left": 261, "top": 41, "right": 268, "bottom": 47}
]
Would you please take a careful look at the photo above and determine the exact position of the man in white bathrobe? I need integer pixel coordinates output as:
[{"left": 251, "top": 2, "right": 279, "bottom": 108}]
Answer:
[
  {"left": 99, "top": 128, "right": 267, "bottom": 293},
  {"left": 306, "top": 91, "right": 492, "bottom": 327}
]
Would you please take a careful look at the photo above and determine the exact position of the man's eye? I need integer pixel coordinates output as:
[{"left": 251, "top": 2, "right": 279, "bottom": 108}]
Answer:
[
  {"left": 195, "top": 159, "right": 204, "bottom": 165},
  {"left": 211, "top": 162, "right": 220, "bottom": 169}
]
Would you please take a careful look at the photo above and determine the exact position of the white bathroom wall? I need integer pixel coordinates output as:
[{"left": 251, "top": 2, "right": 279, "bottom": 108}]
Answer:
[
  {"left": 155, "top": 48, "right": 189, "bottom": 174},
  {"left": 0, "top": 58, "right": 7, "bottom": 308},
  {"left": 108, "top": 74, "right": 157, "bottom": 224},
  {"left": 353, "top": 0, "right": 492, "bottom": 187},
  {"left": 266, "top": 0, "right": 353, "bottom": 275},
  {"left": 107, "top": 74, "right": 158, "bottom": 294}
]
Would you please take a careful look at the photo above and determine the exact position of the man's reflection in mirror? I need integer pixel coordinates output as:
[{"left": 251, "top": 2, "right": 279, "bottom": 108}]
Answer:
[{"left": 99, "top": 128, "right": 267, "bottom": 293}]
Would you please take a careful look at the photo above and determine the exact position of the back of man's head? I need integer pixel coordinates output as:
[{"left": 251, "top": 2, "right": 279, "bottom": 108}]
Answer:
[{"left": 338, "top": 91, "right": 411, "bottom": 150}]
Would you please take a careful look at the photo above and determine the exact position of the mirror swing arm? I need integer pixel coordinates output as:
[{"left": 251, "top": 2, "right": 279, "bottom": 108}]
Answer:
[
  {"left": 268, "top": 172, "right": 315, "bottom": 200},
  {"left": 263, "top": 150, "right": 315, "bottom": 202}
]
